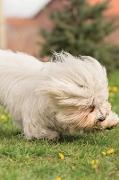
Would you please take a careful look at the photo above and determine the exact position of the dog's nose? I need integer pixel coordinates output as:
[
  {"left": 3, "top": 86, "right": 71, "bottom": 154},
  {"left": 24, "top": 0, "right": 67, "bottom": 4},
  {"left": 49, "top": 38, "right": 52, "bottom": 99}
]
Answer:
[{"left": 98, "top": 116, "right": 105, "bottom": 121}]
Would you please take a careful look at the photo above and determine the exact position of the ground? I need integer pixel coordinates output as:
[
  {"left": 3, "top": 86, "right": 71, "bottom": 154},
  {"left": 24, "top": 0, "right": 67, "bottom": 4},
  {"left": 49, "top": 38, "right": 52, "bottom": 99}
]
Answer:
[{"left": 0, "top": 71, "right": 119, "bottom": 180}]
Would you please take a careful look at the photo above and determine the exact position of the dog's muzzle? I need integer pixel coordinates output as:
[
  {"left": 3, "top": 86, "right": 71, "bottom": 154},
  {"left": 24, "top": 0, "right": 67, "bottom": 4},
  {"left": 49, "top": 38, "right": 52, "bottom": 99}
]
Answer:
[{"left": 98, "top": 116, "right": 105, "bottom": 122}]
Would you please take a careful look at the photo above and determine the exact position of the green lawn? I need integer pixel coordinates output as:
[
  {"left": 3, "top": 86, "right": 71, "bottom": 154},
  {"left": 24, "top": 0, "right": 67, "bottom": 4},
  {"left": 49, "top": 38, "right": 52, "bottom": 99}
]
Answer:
[{"left": 0, "top": 71, "right": 119, "bottom": 180}]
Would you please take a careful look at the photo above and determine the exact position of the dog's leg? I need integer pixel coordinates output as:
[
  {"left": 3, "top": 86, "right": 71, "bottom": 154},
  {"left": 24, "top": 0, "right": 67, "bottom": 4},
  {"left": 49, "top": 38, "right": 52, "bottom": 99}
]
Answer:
[
  {"left": 97, "top": 111, "right": 119, "bottom": 129},
  {"left": 23, "top": 120, "right": 59, "bottom": 140},
  {"left": 22, "top": 102, "right": 59, "bottom": 140}
]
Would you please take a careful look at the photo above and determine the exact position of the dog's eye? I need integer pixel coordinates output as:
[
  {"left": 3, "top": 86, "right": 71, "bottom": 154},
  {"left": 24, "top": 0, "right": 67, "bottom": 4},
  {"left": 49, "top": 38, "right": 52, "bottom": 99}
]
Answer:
[
  {"left": 78, "top": 84, "right": 84, "bottom": 88},
  {"left": 78, "top": 84, "right": 87, "bottom": 88},
  {"left": 90, "top": 106, "right": 95, "bottom": 112}
]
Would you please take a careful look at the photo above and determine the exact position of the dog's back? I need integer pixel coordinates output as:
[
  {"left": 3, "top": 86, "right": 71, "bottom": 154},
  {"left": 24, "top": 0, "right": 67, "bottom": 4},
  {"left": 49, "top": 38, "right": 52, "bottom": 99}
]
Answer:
[{"left": 0, "top": 50, "right": 44, "bottom": 70}]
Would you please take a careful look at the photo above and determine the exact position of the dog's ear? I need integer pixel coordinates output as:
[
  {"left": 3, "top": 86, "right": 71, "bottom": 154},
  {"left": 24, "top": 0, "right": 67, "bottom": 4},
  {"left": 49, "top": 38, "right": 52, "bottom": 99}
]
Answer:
[{"left": 36, "top": 78, "right": 94, "bottom": 108}]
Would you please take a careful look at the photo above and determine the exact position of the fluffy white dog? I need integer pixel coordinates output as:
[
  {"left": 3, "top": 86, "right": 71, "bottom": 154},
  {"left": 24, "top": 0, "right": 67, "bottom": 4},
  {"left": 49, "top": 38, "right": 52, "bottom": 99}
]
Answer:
[{"left": 0, "top": 50, "right": 118, "bottom": 139}]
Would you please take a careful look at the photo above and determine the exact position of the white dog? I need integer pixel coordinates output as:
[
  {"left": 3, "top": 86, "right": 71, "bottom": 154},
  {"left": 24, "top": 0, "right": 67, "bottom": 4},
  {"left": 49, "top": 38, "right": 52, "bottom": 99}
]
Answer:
[{"left": 0, "top": 50, "right": 118, "bottom": 139}]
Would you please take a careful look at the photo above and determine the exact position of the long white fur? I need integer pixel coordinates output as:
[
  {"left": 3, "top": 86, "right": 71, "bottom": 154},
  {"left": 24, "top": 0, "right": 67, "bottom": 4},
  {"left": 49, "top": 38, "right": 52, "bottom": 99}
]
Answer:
[{"left": 0, "top": 50, "right": 118, "bottom": 139}]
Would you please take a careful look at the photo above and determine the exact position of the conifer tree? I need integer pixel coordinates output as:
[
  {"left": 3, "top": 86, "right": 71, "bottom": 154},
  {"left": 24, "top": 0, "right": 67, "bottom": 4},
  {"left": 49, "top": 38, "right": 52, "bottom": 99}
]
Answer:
[{"left": 40, "top": 0, "right": 119, "bottom": 71}]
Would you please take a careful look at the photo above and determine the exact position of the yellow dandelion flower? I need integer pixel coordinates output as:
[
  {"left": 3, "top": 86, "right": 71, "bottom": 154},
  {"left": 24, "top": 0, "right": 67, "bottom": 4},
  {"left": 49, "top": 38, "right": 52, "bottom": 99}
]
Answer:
[
  {"left": 102, "top": 148, "right": 115, "bottom": 156},
  {"left": 109, "top": 86, "right": 119, "bottom": 94},
  {"left": 55, "top": 176, "right": 62, "bottom": 180},
  {"left": 106, "top": 148, "right": 115, "bottom": 155},
  {"left": 0, "top": 114, "right": 8, "bottom": 122},
  {"left": 90, "top": 160, "right": 99, "bottom": 169},
  {"left": 91, "top": 159, "right": 99, "bottom": 165},
  {"left": 58, "top": 153, "right": 64, "bottom": 160},
  {"left": 111, "top": 86, "right": 119, "bottom": 93}
]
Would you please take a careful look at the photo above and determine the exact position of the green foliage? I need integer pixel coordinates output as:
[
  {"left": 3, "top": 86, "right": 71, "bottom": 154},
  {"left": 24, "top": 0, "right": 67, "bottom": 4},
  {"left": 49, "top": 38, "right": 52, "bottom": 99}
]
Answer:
[{"left": 40, "top": 0, "right": 119, "bottom": 72}]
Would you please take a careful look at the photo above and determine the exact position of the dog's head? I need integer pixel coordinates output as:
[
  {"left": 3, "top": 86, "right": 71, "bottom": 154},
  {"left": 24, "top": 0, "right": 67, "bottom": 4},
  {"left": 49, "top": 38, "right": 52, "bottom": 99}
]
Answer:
[{"left": 39, "top": 52, "right": 110, "bottom": 133}]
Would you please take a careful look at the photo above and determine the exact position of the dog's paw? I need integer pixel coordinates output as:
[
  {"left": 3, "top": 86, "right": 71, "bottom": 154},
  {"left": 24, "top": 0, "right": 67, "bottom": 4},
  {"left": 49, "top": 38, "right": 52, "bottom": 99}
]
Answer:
[
  {"left": 24, "top": 127, "right": 59, "bottom": 141},
  {"left": 96, "top": 111, "right": 119, "bottom": 129}
]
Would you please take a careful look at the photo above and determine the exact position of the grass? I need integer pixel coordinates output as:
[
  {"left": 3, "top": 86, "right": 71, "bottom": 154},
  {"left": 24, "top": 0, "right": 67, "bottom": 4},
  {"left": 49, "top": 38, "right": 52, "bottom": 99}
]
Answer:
[{"left": 0, "top": 71, "right": 119, "bottom": 180}]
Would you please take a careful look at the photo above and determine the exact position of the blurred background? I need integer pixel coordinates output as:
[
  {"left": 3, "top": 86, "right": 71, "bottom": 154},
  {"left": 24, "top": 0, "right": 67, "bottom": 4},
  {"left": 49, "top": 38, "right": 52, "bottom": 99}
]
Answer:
[{"left": 0, "top": 0, "right": 119, "bottom": 71}]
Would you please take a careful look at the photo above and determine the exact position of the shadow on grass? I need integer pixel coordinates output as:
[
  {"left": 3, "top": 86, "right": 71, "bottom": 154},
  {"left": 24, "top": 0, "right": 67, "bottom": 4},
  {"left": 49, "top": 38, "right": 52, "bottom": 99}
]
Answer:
[
  {"left": 48, "top": 128, "right": 116, "bottom": 147},
  {"left": 0, "top": 121, "right": 116, "bottom": 147}
]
